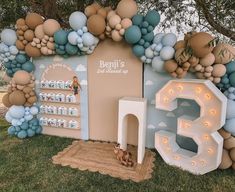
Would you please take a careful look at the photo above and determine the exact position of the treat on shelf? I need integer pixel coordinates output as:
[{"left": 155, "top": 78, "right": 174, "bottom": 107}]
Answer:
[
  {"left": 48, "top": 80, "right": 56, "bottom": 88},
  {"left": 65, "top": 80, "right": 72, "bottom": 89},
  {"left": 57, "top": 119, "right": 67, "bottom": 128},
  {"left": 68, "top": 120, "right": 79, "bottom": 129},
  {"left": 40, "top": 117, "right": 48, "bottom": 126},
  {"left": 56, "top": 80, "right": 65, "bottom": 89},
  {"left": 40, "top": 80, "right": 49, "bottom": 88},
  {"left": 55, "top": 93, "right": 65, "bottom": 102},
  {"left": 58, "top": 106, "right": 67, "bottom": 115},
  {"left": 68, "top": 107, "right": 79, "bottom": 116},
  {"left": 48, "top": 118, "right": 57, "bottom": 127},
  {"left": 66, "top": 94, "right": 76, "bottom": 103}
]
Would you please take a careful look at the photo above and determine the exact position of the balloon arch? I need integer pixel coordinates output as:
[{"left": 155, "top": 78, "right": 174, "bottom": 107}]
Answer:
[{"left": 0, "top": 0, "right": 235, "bottom": 170}]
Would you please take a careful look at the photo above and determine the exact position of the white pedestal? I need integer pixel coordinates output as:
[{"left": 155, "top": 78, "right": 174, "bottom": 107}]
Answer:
[{"left": 118, "top": 97, "right": 147, "bottom": 164}]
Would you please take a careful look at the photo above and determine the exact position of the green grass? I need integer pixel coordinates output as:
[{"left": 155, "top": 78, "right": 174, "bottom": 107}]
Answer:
[{"left": 0, "top": 119, "right": 235, "bottom": 192}]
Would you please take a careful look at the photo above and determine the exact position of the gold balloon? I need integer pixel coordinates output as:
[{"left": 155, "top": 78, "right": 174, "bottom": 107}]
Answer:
[
  {"left": 87, "top": 14, "right": 106, "bottom": 36},
  {"left": 13, "top": 70, "right": 31, "bottom": 85},
  {"left": 116, "top": 0, "right": 138, "bottom": 19},
  {"left": 9, "top": 90, "right": 26, "bottom": 106},
  {"left": 2, "top": 94, "right": 12, "bottom": 108},
  {"left": 25, "top": 43, "right": 41, "bottom": 57},
  {"left": 24, "top": 29, "right": 35, "bottom": 41},
  {"left": 43, "top": 19, "right": 61, "bottom": 36}
]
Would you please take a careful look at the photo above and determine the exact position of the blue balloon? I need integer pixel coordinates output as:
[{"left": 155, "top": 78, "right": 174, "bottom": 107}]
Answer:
[
  {"left": 36, "top": 126, "right": 42, "bottom": 134},
  {"left": 132, "top": 45, "right": 145, "bottom": 57},
  {"left": 69, "top": 11, "right": 87, "bottom": 31},
  {"left": 54, "top": 30, "right": 68, "bottom": 45},
  {"left": 224, "top": 118, "right": 235, "bottom": 136},
  {"left": 161, "top": 33, "right": 177, "bottom": 47},
  {"left": 132, "top": 14, "right": 144, "bottom": 26},
  {"left": 1, "top": 29, "right": 17, "bottom": 46},
  {"left": 144, "top": 10, "right": 160, "bottom": 27},
  {"left": 65, "top": 43, "right": 78, "bottom": 55},
  {"left": 226, "top": 61, "right": 235, "bottom": 74},
  {"left": 22, "top": 61, "right": 35, "bottom": 72},
  {"left": 124, "top": 26, "right": 142, "bottom": 44},
  {"left": 20, "top": 121, "right": 29, "bottom": 130},
  {"left": 15, "top": 54, "right": 27, "bottom": 64},
  {"left": 17, "top": 130, "right": 27, "bottom": 139},
  {"left": 229, "top": 72, "right": 235, "bottom": 87},
  {"left": 27, "top": 129, "right": 35, "bottom": 137},
  {"left": 8, "top": 126, "right": 16, "bottom": 135}
]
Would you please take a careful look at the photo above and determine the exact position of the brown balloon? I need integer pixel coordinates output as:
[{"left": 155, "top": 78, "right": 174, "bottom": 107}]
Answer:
[
  {"left": 164, "top": 60, "right": 178, "bottom": 73},
  {"left": 16, "top": 18, "right": 26, "bottom": 26},
  {"left": 85, "top": 5, "right": 97, "bottom": 17},
  {"left": 116, "top": 0, "right": 138, "bottom": 19},
  {"left": 16, "top": 40, "right": 25, "bottom": 50},
  {"left": 25, "top": 43, "right": 41, "bottom": 57},
  {"left": 219, "top": 149, "right": 233, "bottom": 169},
  {"left": 213, "top": 43, "right": 235, "bottom": 64},
  {"left": 188, "top": 32, "right": 214, "bottom": 58},
  {"left": 43, "top": 19, "right": 61, "bottom": 36},
  {"left": 25, "top": 13, "right": 44, "bottom": 30},
  {"left": 87, "top": 14, "right": 106, "bottom": 36},
  {"left": 9, "top": 90, "right": 26, "bottom": 106},
  {"left": 2, "top": 94, "right": 12, "bottom": 108},
  {"left": 13, "top": 70, "right": 31, "bottom": 85},
  {"left": 24, "top": 29, "right": 35, "bottom": 41}
]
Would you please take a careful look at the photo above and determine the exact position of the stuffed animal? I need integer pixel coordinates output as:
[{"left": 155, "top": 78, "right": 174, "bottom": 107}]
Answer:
[{"left": 113, "top": 143, "right": 134, "bottom": 167}]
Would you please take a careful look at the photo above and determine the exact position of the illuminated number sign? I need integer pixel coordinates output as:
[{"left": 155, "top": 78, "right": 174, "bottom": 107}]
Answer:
[{"left": 155, "top": 80, "right": 227, "bottom": 175}]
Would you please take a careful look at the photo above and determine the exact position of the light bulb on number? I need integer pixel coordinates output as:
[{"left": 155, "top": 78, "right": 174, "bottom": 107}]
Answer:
[
  {"left": 191, "top": 161, "right": 196, "bottom": 166},
  {"left": 163, "top": 97, "right": 169, "bottom": 103},
  {"left": 207, "top": 148, "right": 213, "bottom": 154},
  {"left": 162, "top": 137, "right": 168, "bottom": 144},
  {"left": 209, "top": 109, "right": 216, "bottom": 116},
  {"left": 204, "top": 121, "right": 210, "bottom": 128},
  {"left": 177, "top": 85, "right": 183, "bottom": 91},
  {"left": 205, "top": 93, "right": 211, "bottom": 100},
  {"left": 168, "top": 89, "right": 174, "bottom": 95},
  {"left": 195, "top": 87, "right": 202, "bottom": 94}
]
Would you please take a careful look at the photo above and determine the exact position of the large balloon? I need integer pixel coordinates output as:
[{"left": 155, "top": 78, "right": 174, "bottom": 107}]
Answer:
[
  {"left": 25, "top": 13, "right": 44, "bottom": 30},
  {"left": 25, "top": 44, "right": 41, "bottom": 57},
  {"left": 152, "top": 56, "right": 165, "bottom": 73},
  {"left": 224, "top": 119, "right": 235, "bottom": 136},
  {"left": 9, "top": 90, "right": 26, "bottom": 106},
  {"left": 116, "top": 0, "right": 138, "bottom": 19},
  {"left": 54, "top": 30, "right": 68, "bottom": 45},
  {"left": 8, "top": 105, "right": 25, "bottom": 119},
  {"left": 124, "top": 26, "right": 141, "bottom": 44},
  {"left": 144, "top": 10, "right": 160, "bottom": 27},
  {"left": 160, "top": 46, "right": 175, "bottom": 60},
  {"left": 43, "top": 19, "right": 61, "bottom": 36},
  {"left": 69, "top": 11, "right": 87, "bottom": 30},
  {"left": 1, "top": 29, "right": 17, "bottom": 46},
  {"left": 13, "top": 70, "right": 31, "bottom": 85},
  {"left": 34, "top": 24, "right": 45, "bottom": 39},
  {"left": 82, "top": 32, "right": 95, "bottom": 46},
  {"left": 161, "top": 33, "right": 177, "bottom": 47},
  {"left": 132, "top": 45, "right": 145, "bottom": 57},
  {"left": 87, "top": 14, "right": 106, "bottom": 36},
  {"left": 226, "top": 99, "right": 235, "bottom": 119},
  {"left": 2, "top": 93, "right": 12, "bottom": 108}
]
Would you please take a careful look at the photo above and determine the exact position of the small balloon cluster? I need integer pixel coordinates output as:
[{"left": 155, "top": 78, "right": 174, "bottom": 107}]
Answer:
[
  {"left": 15, "top": 13, "right": 61, "bottom": 57},
  {"left": 0, "top": 29, "right": 18, "bottom": 63},
  {"left": 164, "top": 32, "right": 235, "bottom": 81},
  {"left": 84, "top": 0, "right": 137, "bottom": 42},
  {"left": 54, "top": 30, "right": 84, "bottom": 57},
  {"left": 2, "top": 70, "right": 37, "bottom": 107},
  {"left": 6, "top": 105, "right": 41, "bottom": 139},
  {"left": 141, "top": 33, "right": 177, "bottom": 73},
  {"left": 124, "top": 10, "right": 160, "bottom": 57},
  {"left": 3, "top": 53, "right": 34, "bottom": 77}
]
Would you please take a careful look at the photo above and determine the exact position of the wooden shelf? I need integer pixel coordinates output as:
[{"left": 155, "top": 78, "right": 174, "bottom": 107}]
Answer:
[
  {"left": 40, "top": 87, "right": 71, "bottom": 91},
  {"left": 40, "top": 100, "right": 80, "bottom": 105},
  {"left": 40, "top": 113, "right": 80, "bottom": 118},
  {"left": 43, "top": 125, "right": 80, "bottom": 130}
]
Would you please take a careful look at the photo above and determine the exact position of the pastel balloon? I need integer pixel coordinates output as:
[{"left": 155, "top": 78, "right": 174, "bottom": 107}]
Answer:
[
  {"left": 164, "top": 59, "right": 178, "bottom": 73},
  {"left": 65, "top": 43, "right": 78, "bottom": 55},
  {"left": 109, "top": 15, "right": 121, "bottom": 29},
  {"left": 132, "top": 45, "right": 145, "bottom": 57},
  {"left": 68, "top": 31, "right": 79, "bottom": 45},
  {"left": 25, "top": 44, "right": 41, "bottom": 57},
  {"left": 200, "top": 53, "right": 215, "bottom": 67},
  {"left": 160, "top": 46, "right": 175, "bottom": 60},
  {"left": 111, "top": 30, "right": 123, "bottom": 42},
  {"left": 5, "top": 112, "right": 13, "bottom": 123},
  {"left": 116, "top": 0, "right": 138, "bottom": 19},
  {"left": 152, "top": 56, "right": 165, "bottom": 73},
  {"left": 87, "top": 14, "right": 106, "bottom": 36},
  {"left": 120, "top": 18, "right": 132, "bottom": 29},
  {"left": 69, "top": 11, "right": 87, "bottom": 30},
  {"left": 9, "top": 46, "right": 19, "bottom": 55},
  {"left": 226, "top": 61, "right": 235, "bottom": 74},
  {"left": 25, "top": 13, "right": 44, "bottom": 30},
  {"left": 124, "top": 25, "right": 141, "bottom": 44},
  {"left": 15, "top": 54, "right": 27, "bottom": 64},
  {"left": 212, "top": 64, "right": 226, "bottom": 77},
  {"left": 24, "top": 30, "right": 35, "bottom": 41},
  {"left": 22, "top": 61, "right": 35, "bottom": 73},
  {"left": 224, "top": 118, "right": 235, "bottom": 136},
  {"left": 13, "top": 70, "right": 31, "bottom": 85},
  {"left": 54, "top": 30, "right": 68, "bottom": 45},
  {"left": 43, "top": 19, "right": 61, "bottom": 36},
  {"left": 82, "top": 32, "right": 95, "bottom": 46},
  {"left": 85, "top": 5, "right": 97, "bottom": 17},
  {"left": 143, "top": 32, "right": 154, "bottom": 42},
  {"left": 2, "top": 93, "right": 12, "bottom": 108},
  {"left": 1, "top": 29, "right": 17, "bottom": 46},
  {"left": 145, "top": 47, "right": 154, "bottom": 58},
  {"left": 18, "top": 130, "right": 27, "bottom": 139},
  {"left": 34, "top": 24, "right": 45, "bottom": 39},
  {"left": 9, "top": 90, "right": 26, "bottom": 105},
  {"left": 9, "top": 105, "right": 25, "bottom": 119},
  {"left": 229, "top": 72, "right": 235, "bottom": 87},
  {"left": 153, "top": 33, "right": 165, "bottom": 44},
  {"left": 144, "top": 10, "right": 160, "bottom": 27},
  {"left": 161, "top": 33, "right": 177, "bottom": 47},
  {"left": 226, "top": 99, "right": 235, "bottom": 119}
]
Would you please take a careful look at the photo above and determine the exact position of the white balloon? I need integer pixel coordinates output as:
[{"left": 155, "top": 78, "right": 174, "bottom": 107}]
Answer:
[
  {"left": 226, "top": 99, "right": 235, "bottom": 119},
  {"left": 30, "top": 106, "right": 39, "bottom": 115},
  {"left": 1, "top": 29, "right": 17, "bottom": 46},
  {"left": 145, "top": 47, "right": 154, "bottom": 59},
  {"left": 5, "top": 111, "right": 13, "bottom": 123},
  {"left": 160, "top": 46, "right": 175, "bottom": 60},
  {"left": 69, "top": 11, "right": 87, "bottom": 30},
  {"left": 9, "top": 45, "right": 18, "bottom": 55},
  {"left": 152, "top": 56, "right": 165, "bottom": 73},
  {"left": 224, "top": 118, "right": 235, "bottom": 136},
  {"left": 24, "top": 114, "right": 33, "bottom": 121},
  {"left": 155, "top": 43, "right": 163, "bottom": 52},
  {"left": 82, "top": 32, "right": 95, "bottom": 47},
  {"left": 153, "top": 33, "right": 165, "bottom": 44},
  {"left": 9, "top": 105, "right": 25, "bottom": 119},
  {"left": 68, "top": 31, "right": 79, "bottom": 45},
  {"left": 161, "top": 33, "right": 177, "bottom": 47}
]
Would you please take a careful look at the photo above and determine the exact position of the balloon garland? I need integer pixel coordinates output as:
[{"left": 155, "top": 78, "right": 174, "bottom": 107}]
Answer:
[{"left": 0, "top": 0, "right": 235, "bottom": 170}]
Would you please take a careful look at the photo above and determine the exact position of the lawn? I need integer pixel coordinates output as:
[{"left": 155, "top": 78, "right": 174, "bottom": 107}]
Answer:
[{"left": 0, "top": 118, "right": 234, "bottom": 192}]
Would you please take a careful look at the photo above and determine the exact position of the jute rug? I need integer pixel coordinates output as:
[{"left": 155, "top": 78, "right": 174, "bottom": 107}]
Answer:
[{"left": 52, "top": 140, "right": 155, "bottom": 182}]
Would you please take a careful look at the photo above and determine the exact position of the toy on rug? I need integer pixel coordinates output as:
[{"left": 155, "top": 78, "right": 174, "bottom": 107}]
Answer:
[{"left": 114, "top": 143, "right": 134, "bottom": 167}]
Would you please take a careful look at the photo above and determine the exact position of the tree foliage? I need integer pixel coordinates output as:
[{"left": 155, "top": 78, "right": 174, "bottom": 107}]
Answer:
[{"left": 0, "top": 0, "right": 234, "bottom": 43}]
